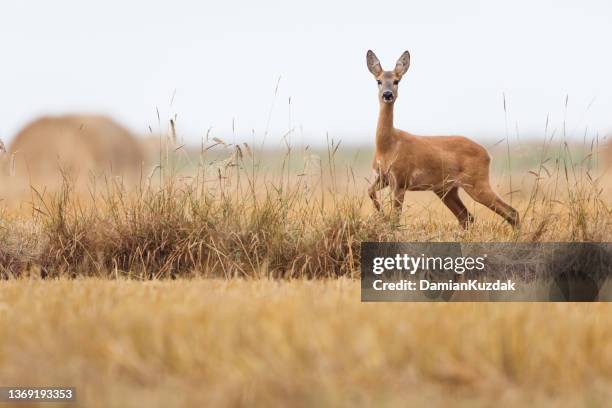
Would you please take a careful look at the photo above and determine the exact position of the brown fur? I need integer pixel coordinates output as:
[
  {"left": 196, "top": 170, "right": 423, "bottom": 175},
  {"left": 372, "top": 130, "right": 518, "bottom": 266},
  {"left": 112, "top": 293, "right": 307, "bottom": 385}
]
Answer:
[
  {"left": 7, "top": 114, "right": 144, "bottom": 190},
  {"left": 366, "top": 50, "right": 519, "bottom": 228}
]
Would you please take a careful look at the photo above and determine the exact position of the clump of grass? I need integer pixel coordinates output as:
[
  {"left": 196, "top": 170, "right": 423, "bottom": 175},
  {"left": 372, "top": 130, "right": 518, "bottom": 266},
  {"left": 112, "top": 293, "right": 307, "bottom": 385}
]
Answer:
[
  {"left": 32, "top": 175, "right": 395, "bottom": 278},
  {"left": 0, "top": 235, "right": 27, "bottom": 279},
  {"left": 1, "top": 123, "right": 610, "bottom": 278},
  {"left": 0, "top": 208, "right": 38, "bottom": 278},
  {"left": 23, "top": 133, "right": 404, "bottom": 278}
]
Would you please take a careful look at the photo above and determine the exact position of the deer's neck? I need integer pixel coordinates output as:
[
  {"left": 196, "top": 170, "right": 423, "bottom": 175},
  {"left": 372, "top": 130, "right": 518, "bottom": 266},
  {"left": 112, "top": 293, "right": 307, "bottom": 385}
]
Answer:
[{"left": 375, "top": 102, "right": 395, "bottom": 152}]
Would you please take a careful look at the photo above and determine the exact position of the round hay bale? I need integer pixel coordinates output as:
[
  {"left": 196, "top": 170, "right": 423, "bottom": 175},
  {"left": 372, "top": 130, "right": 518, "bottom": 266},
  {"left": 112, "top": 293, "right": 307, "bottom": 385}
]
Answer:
[{"left": 7, "top": 114, "right": 144, "bottom": 191}]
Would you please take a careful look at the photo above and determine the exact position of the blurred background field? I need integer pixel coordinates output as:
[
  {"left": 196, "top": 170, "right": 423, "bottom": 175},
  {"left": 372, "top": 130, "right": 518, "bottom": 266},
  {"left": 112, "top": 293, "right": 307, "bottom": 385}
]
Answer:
[{"left": 2, "top": 113, "right": 611, "bottom": 205}]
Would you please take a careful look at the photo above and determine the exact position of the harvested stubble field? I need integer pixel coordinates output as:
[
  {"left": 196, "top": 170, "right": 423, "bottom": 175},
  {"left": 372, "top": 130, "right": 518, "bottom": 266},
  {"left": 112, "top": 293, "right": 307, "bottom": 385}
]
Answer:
[
  {"left": 1, "top": 140, "right": 611, "bottom": 407},
  {"left": 2, "top": 279, "right": 612, "bottom": 407}
]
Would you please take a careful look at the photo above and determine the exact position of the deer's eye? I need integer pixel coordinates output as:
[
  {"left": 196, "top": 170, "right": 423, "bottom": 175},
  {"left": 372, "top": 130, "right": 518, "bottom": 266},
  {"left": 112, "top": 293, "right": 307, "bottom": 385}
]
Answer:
[
  {"left": 393, "top": 80, "right": 399, "bottom": 85},
  {"left": 377, "top": 80, "right": 382, "bottom": 85}
]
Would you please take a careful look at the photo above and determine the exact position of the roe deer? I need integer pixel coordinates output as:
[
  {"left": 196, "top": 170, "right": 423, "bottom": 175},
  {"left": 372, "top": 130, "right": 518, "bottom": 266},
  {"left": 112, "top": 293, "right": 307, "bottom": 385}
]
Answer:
[{"left": 366, "top": 50, "right": 519, "bottom": 228}]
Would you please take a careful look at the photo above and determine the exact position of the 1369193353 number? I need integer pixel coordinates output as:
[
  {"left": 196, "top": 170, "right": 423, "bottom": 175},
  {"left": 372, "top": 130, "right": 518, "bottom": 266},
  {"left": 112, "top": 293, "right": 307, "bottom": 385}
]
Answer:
[{"left": 1, "top": 387, "right": 75, "bottom": 402}]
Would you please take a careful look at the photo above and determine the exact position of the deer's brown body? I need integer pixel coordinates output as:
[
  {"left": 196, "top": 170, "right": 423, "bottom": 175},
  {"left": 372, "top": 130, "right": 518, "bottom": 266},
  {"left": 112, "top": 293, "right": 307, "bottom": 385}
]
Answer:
[{"left": 366, "top": 50, "right": 519, "bottom": 228}]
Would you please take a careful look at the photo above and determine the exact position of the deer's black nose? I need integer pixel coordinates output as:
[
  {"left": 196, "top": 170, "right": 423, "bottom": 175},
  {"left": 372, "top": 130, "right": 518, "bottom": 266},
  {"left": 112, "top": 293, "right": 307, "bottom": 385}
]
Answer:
[{"left": 382, "top": 91, "right": 394, "bottom": 101}]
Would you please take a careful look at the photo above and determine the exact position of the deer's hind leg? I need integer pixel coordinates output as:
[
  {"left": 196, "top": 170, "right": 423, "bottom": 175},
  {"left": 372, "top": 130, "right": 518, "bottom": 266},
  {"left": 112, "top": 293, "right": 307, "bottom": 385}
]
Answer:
[
  {"left": 462, "top": 182, "right": 519, "bottom": 228},
  {"left": 435, "top": 187, "right": 474, "bottom": 229}
]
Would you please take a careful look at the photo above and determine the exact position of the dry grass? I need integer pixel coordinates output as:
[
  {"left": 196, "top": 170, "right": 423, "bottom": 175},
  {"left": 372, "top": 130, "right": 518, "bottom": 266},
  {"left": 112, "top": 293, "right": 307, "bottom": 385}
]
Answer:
[
  {"left": 1, "top": 279, "right": 611, "bottom": 407},
  {"left": 0, "top": 135, "right": 610, "bottom": 279}
]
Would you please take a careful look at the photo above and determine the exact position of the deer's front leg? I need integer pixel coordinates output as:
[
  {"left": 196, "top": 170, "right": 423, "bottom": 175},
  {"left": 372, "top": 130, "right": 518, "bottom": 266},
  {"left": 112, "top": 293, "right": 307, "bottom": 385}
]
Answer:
[
  {"left": 368, "top": 171, "right": 387, "bottom": 211},
  {"left": 386, "top": 171, "right": 406, "bottom": 217},
  {"left": 391, "top": 185, "right": 406, "bottom": 215}
]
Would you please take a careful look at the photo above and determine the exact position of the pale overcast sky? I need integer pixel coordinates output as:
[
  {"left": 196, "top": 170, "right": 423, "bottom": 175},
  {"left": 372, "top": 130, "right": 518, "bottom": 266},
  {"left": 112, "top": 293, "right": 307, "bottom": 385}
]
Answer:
[{"left": 1, "top": 0, "right": 611, "bottom": 146}]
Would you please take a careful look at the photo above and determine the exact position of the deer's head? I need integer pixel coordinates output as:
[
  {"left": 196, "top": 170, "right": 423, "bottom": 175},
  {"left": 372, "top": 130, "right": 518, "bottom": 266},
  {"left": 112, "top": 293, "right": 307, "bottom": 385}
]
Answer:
[{"left": 366, "top": 50, "right": 411, "bottom": 104}]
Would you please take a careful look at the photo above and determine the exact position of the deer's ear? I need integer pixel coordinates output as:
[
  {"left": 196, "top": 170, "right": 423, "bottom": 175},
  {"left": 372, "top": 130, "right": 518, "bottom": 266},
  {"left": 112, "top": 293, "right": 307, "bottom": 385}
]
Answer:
[
  {"left": 366, "top": 50, "right": 382, "bottom": 76},
  {"left": 394, "top": 51, "right": 411, "bottom": 77}
]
